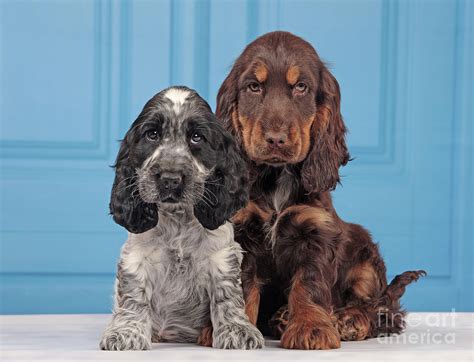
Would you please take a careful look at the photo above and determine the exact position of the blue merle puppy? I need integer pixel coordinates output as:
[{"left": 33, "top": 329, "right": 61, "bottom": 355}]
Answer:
[{"left": 100, "top": 86, "right": 264, "bottom": 350}]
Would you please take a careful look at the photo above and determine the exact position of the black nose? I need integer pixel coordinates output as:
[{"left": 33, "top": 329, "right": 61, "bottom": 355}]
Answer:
[
  {"left": 159, "top": 173, "right": 183, "bottom": 191},
  {"left": 265, "top": 131, "right": 287, "bottom": 146}
]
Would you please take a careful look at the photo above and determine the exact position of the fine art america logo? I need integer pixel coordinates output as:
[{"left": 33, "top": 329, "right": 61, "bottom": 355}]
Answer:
[{"left": 376, "top": 310, "right": 457, "bottom": 345}]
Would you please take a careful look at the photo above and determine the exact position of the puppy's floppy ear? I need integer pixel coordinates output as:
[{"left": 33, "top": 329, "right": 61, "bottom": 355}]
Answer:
[
  {"left": 110, "top": 133, "right": 158, "bottom": 234},
  {"left": 194, "top": 129, "right": 249, "bottom": 230},
  {"left": 301, "top": 65, "right": 350, "bottom": 194},
  {"left": 216, "top": 66, "right": 239, "bottom": 136}
]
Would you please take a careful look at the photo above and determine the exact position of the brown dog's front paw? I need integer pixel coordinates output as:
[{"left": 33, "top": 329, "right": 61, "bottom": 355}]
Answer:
[
  {"left": 268, "top": 304, "right": 289, "bottom": 339},
  {"left": 197, "top": 326, "right": 213, "bottom": 347},
  {"left": 281, "top": 321, "right": 340, "bottom": 350}
]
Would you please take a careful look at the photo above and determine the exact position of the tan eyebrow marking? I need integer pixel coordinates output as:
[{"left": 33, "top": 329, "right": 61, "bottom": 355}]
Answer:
[
  {"left": 254, "top": 63, "right": 268, "bottom": 83},
  {"left": 286, "top": 65, "right": 300, "bottom": 86}
]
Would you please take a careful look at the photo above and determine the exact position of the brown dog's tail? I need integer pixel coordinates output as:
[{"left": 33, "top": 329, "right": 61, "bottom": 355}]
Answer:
[
  {"left": 369, "top": 270, "right": 426, "bottom": 337},
  {"left": 384, "top": 270, "right": 427, "bottom": 303}
]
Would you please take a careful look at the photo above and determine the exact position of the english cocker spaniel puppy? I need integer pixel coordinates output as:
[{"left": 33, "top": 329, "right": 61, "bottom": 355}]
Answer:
[
  {"left": 100, "top": 86, "right": 264, "bottom": 350},
  {"left": 216, "top": 31, "right": 425, "bottom": 350}
]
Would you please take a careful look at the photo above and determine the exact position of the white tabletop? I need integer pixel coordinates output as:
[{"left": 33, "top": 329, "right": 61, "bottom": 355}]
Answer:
[{"left": 1, "top": 313, "right": 473, "bottom": 361}]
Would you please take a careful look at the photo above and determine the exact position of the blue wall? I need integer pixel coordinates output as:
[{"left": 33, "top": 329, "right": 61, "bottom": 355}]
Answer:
[{"left": 0, "top": 0, "right": 472, "bottom": 314}]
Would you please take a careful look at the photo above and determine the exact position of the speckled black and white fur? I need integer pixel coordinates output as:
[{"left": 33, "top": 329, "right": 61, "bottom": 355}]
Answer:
[{"left": 100, "top": 86, "right": 264, "bottom": 350}]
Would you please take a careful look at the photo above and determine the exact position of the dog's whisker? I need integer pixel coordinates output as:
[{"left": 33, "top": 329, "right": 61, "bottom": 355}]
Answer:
[
  {"left": 114, "top": 175, "right": 138, "bottom": 190},
  {"left": 205, "top": 180, "right": 224, "bottom": 186},
  {"left": 203, "top": 189, "right": 218, "bottom": 203}
]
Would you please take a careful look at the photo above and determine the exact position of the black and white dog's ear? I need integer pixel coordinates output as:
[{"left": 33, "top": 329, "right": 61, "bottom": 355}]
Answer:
[
  {"left": 194, "top": 131, "right": 249, "bottom": 230},
  {"left": 110, "top": 135, "right": 158, "bottom": 234}
]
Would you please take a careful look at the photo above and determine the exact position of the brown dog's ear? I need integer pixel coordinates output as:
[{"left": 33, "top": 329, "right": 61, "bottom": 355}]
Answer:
[
  {"left": 301, "top": 66, "right": 350, "bottom": 194},
  {"left": 216, "top": 67, "right": 240, "bottom": 137}
]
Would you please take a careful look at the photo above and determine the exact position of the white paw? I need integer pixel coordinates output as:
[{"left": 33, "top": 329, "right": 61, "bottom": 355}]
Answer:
[
  {"left": 213, "top": 323, "right": 264, "bottom": 349},
  {"left": 100, "top": 327, "right": 151, "bottom": 351}
]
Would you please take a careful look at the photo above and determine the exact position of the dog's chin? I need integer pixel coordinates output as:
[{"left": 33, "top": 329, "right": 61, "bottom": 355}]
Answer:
[
  {"left": 248, "top": 146, "right": 299, "bottom": 167},
  {"left": 252, "top": 154, "right": 292, "bottom": 167},
  {"left": 158, "top": 199, "right": 188, "bottom": 213},
  {"left": 158, "top": 192, "right": 183, "bottom": 203},
  {"left": 261, "top": 157, "right": 288, "bottom": 167},
  {"left": 160, "top": 195, "right": 180, "bottom": 204},
  {"left": 251, "top": 149, "right": 307, "bottom": 167}
]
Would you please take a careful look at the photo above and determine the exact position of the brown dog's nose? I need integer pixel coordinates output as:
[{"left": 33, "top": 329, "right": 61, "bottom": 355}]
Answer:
[{"left": 265, "top": 131, "right": 287, "bottom": 146}]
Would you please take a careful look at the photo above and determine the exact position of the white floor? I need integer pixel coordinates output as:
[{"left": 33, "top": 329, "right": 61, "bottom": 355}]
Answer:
[{"left": 0, "top": 313, "right": 473, "bottom": 361}]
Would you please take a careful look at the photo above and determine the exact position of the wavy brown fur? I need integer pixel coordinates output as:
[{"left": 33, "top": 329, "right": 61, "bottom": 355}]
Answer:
[{"left": 216, "top": 31, "right": 426, "bottom": 349}]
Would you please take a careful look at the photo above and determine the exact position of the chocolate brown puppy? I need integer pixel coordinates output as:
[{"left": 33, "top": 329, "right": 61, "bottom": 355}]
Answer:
[{"left": 216, "top": 31, "right": 425, "bottom": 350}]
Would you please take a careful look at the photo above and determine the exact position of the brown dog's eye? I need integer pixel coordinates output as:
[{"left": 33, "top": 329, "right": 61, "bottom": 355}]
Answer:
[
  {"left": 248, "top": 82, "right": 262, "bottom": 93},
  {"left": 294, "top": 82, "right": 307, "bottom": 94}
]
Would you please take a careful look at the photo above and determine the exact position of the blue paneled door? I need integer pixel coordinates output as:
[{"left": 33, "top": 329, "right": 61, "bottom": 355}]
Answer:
[{"left": 0, "top": 0, "right": 472, "bottom": 313}]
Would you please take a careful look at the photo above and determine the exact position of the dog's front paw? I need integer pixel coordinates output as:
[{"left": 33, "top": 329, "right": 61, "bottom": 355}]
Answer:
[
  {"left": 281, "top": 321, "right": 340, "bottom": 350},
  {"left": 100, "top": 326, "right": 151, "bottom": 351},
  {"left": 213, "top": 323, "right": 264, "bottom": 349},
  {"left": 268, "top": 304, "right": 290, "bottom": 339}
]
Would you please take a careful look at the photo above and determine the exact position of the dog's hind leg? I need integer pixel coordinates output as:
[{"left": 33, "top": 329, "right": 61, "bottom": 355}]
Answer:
[
  {"left": 336, "top": 269, "right": 426, "bottom": 340},
  {"left": 334, "top": 224, "right": 389, "bottom": 341},
  {"left": 334, "top": 260, "right": 386, "bottom": 341}
]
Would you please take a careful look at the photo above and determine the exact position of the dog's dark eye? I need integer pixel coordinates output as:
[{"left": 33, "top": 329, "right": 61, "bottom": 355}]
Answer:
[
  {"left": 190, "top": 132, "right": 203, "bottom": 144},
  {"left": 248, "top": 82, "right": 262, "bottom": 93},
  {"left": 145, "top": 129, "right": 159, "bottom": 141},
  {"left": 294, "top": 82, "right": 307, "bottom": 94}
]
